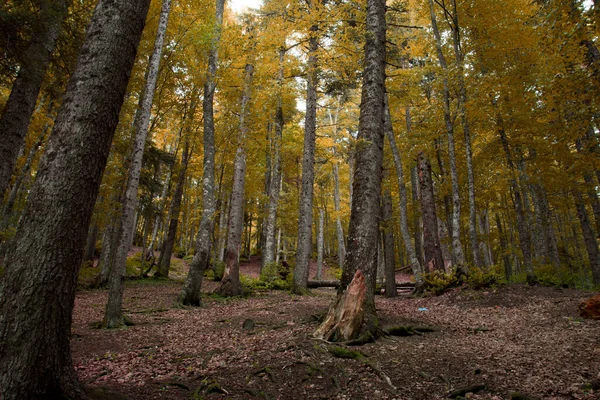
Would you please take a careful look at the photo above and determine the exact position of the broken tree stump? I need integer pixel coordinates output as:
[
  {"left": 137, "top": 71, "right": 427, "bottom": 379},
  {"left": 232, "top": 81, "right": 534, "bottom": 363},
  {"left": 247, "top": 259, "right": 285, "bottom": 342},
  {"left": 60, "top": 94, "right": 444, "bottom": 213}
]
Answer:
[
  {"left": 313, "top": 270, "right": 367, "bottom": 342},
  {"left": 579, "top": 293, "right": 600, "bottom": 320}
]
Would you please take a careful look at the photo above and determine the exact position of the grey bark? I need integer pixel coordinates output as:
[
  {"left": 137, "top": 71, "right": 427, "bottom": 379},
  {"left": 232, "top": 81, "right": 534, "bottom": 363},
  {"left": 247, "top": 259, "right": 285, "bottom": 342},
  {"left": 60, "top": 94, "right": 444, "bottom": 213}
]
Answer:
[
  {"left": 0, "top": 0, "right": 70, "bottom": 198},
  {"left": 428, "top": 0, "right": 466, "bottom": 270},
  {"left": 382, "top": 190, "right": 397, "bottom": 298},
  {"left": 418, "top": 152, "right": 445, "bottom": 272},
  {"left": 411, "top": 165, "right": 424, "bottom": 266},
  {"left": 316, "top": 208, "right": 325, "bottom": 280},
  {"left": 180, "top": 0, "right": 225, "bottom": 306},
  {"left": 328, "top": 103, "right": 346, "bottom": 269},
  {"left": 293, "top": 28, "right": 319, "bottom": 294},
  {"left": 217, "top": 194, "right": 229, "bottom": 263},
  {"left": 83, "top": 222, "right": 99, "bottom": 263},
  {"left": 0, "top": 0, "right": 149, "bottom": 397},
  {"left": 104, "top": 0, "right": 172, "bottom": 328},
  {"left": 216, "top": 63, "right": 254, "bottom": 297},
  {"left": 385, "top": 101, "right": 423, "bottom": 287},
  {"left": 262, "top": 48, "right": 285, "bottom": 270}
]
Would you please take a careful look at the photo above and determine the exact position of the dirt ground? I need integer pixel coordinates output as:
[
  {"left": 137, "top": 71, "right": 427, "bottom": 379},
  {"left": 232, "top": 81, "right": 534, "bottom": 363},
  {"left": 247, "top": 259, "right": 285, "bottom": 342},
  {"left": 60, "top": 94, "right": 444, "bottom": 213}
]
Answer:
[{"left": 72, "top": 257, "right": 600, "bottom": 399}]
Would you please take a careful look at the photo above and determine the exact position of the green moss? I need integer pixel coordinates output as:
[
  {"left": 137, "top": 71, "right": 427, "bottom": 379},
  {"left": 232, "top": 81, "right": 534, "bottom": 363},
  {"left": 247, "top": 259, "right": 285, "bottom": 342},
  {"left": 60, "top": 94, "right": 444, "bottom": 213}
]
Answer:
[{"left": 327, "top": 346, "right": 365, "bottom": 360}]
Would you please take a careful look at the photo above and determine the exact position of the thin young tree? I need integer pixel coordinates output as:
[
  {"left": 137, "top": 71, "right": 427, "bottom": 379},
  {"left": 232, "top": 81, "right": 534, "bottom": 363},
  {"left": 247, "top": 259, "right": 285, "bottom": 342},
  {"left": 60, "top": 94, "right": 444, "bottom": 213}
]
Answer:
[
  {"left": 104, "top": 0, "right": 173, "bottom": 328},
  {"left": 180, "top": 0, "right": 226, "bottom": 305},
  {"left": 0, "top": 1, "right": 150, "bottom": 397}
]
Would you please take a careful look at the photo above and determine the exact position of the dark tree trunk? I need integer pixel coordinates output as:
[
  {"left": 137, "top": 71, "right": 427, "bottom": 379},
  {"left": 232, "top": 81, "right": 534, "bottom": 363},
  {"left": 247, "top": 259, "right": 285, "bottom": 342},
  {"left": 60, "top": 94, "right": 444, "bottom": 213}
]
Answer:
[
  {"left": 496, "top": 212, "right": 512, "bottom": 280},
  {"left": 0, "top": 1, "right": 149, "bottom": 398},
  {"left": 411, "top": 166, "right": 424, "bottom": 267},
  {"left": 180, "top": 0, "right": 225, "bottom": 306},
  {"left": 382, "top": 190, "right": 397, "bottom": 298},
  {"left": 0, "top": 0, "right": 70, "bottom": 198},
  {"left": 418, "top": 152, "right": 445, "bottom": 272},
  {"left": 316, "top": 0, "right": 386, "bottom": 342}
]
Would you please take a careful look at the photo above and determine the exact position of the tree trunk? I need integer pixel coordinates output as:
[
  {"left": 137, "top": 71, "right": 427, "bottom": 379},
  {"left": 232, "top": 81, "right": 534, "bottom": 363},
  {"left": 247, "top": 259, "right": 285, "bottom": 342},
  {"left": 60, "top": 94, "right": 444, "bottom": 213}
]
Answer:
[
  {"left": 293, "top": 28, "right": 319, "bottom": 294},
  {"left": 418, "top": 152, "right": 445, "bottom": 272},
  {"left": 315, "top": 0, "right": 386, "bottom": 342},
  {"left": 496, "top": 109, "right": 535, "bottom": 280},
  {"left": 156, "top": 139, "right": 192, "bottom": 278},
  {"left": 104, "top": 0, "right": 172, "bottom": 328},
  {"left": 449, "top": 0, "right": 480, "bottom": 268},
  {"left": 382, "top": 190, "right": 397, "bottom": 298},
  {"left": 333, "top": 162, "right": 346, "bottom": 268},
  {"left": 0, "top": 0, "right": 70, "bottom": 198},
  {"left": 216, "top": 62, "right": 254, "bottom": 297},
  {"left": 1, "top": 124, "right": 49, "bottom": 229},
  {"left": 411, "top": 165, "right": 424, "bottom": 266},
  {"left": 495, "top": 212, "right": 512, "bottom": 280},
  {"left": 180, "top": 0, "right": 225, "bottom": 306},
  {"left": 316, "top": 208, "right": 325, "bottom": 280},
  {"left": 385, "top": 102, "right": 423, "bottom": 288},
  {"left": 262, "top": 48, "right": 285, "bottom": 270},
  {"left": 574, "top": 190, "right": 600, "bottom": 285},
  {"left": 83, "top": 222, "right": 99, "bottom": 263},
  {"left": 0, "top": 1, "right": 149, "bottom": 397}
]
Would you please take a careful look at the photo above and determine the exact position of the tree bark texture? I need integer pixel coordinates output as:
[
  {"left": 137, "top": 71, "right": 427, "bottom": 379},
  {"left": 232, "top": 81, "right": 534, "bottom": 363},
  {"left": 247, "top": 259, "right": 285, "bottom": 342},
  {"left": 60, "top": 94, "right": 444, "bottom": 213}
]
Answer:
[
  {"left": 0, "top": 0, "right": 70, "bottom": 198},
  {"left": 382, "top": 190, "right": 397, "bottom": 298},
  {"left": 217, "top": 63, "right": 254, "bottom": 297},
  {"left": 385, "top": 101, "right": 423, "bottom": 286},
  {"left": 104, "top": 0, "right": 172, "bottom": 328},
  {"left": 180, "top": 0, "right": 225, "bottom": 306},
  {"left": 293, "top": 32, "right": 319, "bottom": 294},
  {"left": 0, "top": 1, "right": 149, "bottom": 397},
  {"left": 316, "top": 208, "right": 325, "bottom": 280},
  {"left": 333, "top": 162, "right": 346, "bottom": 268},
  {"left": 322, "top": 0, "right": 386, "bottom": 341},
  {"left": 418, "top": 152, "right": 445, "bottom": 272}
]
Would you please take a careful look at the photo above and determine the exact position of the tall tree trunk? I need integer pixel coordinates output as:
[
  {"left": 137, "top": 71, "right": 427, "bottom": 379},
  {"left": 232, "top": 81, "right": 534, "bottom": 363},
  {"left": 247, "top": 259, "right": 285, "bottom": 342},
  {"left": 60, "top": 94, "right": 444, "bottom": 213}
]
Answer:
[
  {"left": 411, "top": 165, "right": 424, "bottom": 266},
  {"left": 315, "top": 0, "right": 386, "bottom": 342},
  {"left": 385, "top": 101, "right": 423, "bottom": 289},
  {"left": 333, "top": 162, "right": 346, "bottom": 268},
  {"left": 104, "top": 0, "right": 172, "bottom": 328},
  {"left": 428, "top": 0, "right": 466, "bottom": 271},
  {"left": 293, "top": 26, "right": 319, "bottom": 294},
  {"left": 262, "top": 48, "right": 285, "bottom": 270},
  {"left": 156, "top": 139, "right": 192, "bottom": 278},
  {"left": 216, "top": 62, "right": 254, "bottom": 297},
  {"left": 217, "top": 194, "right": 229, "bottom": 263},
  {"left": 574, "top": 190, "right": 600, "bottom": 284},
  {"left": 180, "top": 0, "right": 225, "bottom": 306},
  {"left": 316, "top": 208, "right": 325, "bottom": 280},
  {"left": 0, "top": 0, "right": 70, "bottom": 198},
  {"left": 418, "top": 152, "right": 445, "bottom": 272},
  {"left": 83, "top": 222, "right": 99, "bottom": 263},
  {"left": 382, "top": 190, "right": 397, "bottom": 298},
  {"left": 450, "top": 0, "right": 481, "bottom": 268},
  {"left": 0, "top": 1, "right": 149, "bottom": 397}
]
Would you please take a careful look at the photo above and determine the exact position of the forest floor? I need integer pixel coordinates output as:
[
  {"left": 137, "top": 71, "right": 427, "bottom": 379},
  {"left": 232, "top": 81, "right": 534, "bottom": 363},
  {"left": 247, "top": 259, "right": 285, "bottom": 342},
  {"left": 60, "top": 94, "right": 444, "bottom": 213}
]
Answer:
[{"left": 73, "top": 255, "right": 600, "bottom": 400}]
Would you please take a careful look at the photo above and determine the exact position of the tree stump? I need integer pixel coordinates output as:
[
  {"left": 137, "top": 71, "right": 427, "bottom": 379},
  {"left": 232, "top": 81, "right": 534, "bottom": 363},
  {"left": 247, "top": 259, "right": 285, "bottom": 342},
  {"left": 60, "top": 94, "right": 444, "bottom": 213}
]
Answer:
[
  {"left": 579, "top": 293, "right": 600, "bottom": 320},
  {"left": 313, "top": 270, "right": 367, "bottom": 342}
]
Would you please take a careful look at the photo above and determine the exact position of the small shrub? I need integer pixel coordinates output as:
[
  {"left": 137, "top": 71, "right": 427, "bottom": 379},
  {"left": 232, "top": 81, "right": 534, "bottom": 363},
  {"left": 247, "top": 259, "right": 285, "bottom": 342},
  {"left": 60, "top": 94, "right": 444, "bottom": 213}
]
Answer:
[
  {"left": 466, "top": 267, "right": 505, "bottom": 290},
  {"left": 422, "top": 269, "right": 458, "bottom": 295},
  {"left": 213, "top": 260, "right": 225, "bottom": 281},
  {"left": 330, "top": 266, "right": 343, "bottom": 280}
]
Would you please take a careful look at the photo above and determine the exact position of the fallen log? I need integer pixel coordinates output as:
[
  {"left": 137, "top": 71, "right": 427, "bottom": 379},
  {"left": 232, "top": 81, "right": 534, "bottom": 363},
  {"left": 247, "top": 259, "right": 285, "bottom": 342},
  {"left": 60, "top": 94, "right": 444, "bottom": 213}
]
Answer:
[{"left": 308, "top": 280, "right": 340, "bottom": 288}]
